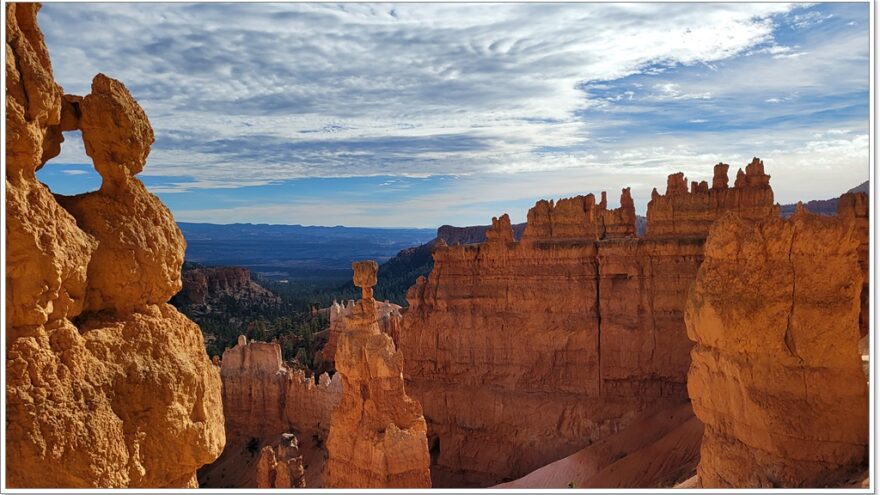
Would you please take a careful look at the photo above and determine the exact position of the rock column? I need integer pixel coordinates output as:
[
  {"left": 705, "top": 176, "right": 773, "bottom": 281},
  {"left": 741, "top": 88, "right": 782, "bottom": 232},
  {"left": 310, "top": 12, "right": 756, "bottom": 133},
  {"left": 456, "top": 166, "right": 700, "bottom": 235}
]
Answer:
[{"left": 323, "top": 261, "right": 432, "bottom": 488}]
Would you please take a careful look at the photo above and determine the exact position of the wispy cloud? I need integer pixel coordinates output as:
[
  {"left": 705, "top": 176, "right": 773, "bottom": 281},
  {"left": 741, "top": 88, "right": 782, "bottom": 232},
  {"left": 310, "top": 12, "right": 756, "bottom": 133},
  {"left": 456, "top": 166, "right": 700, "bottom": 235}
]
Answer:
[{"left": 36, "top": 3, "right": 869, "bottom": 227}]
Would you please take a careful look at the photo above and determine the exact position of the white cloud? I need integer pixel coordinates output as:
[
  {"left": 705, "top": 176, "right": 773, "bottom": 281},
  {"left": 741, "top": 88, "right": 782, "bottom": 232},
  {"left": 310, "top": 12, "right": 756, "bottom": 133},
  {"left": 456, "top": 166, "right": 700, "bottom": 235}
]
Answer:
[
  {"left": 34, "top": 3, "right": 869, "bottom": 227},
  {"left": 41, "top": 2, "right": 795, "bottom": 182}
]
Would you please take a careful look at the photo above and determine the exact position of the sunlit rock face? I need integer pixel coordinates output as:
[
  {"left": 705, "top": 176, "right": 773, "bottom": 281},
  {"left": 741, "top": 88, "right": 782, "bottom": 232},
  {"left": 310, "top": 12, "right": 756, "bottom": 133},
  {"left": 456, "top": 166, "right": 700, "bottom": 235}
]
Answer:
[
  {"left": 401, "top": 162, "right": 779, "bottom": 487},
  {"left": 315, "top": 297, "right": 403, "bottom": 372},
  {"left": 686, "top": 206, "right": 868, "bottom": 487},
  {"left": 6, "top": 3, "right": 224, "bottom": 487},
  {"left": 323, "top": 261, "right": 432, "bottom": 488},
  {"left": 198, "top": 337, "right": 342, "bottom": 488},
  {"left": 837, "top": 191, "right": 869, "bottom": 338}
]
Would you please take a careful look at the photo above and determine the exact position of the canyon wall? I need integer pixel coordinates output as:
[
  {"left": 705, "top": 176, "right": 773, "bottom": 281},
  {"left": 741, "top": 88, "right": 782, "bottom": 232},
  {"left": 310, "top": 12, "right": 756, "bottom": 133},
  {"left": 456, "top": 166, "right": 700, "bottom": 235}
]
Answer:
[
  {"left": 5, "top": 3, "right": 224, "bottom": 487},
  {"left": 686, "top": 206, "right": 868, "bottom": 487},
  {"left": 838, "top": 192, "right": 869, "bottom": 339},
  {"left": 323, "top": 261, "right": 432, "bottom": 488},
  {"left": 437, "top": 222, "right": 526, "bottom": 245},
  {"left": 401, "top": 160, "right": 778, "bottom": 486},
  {"left": 198, "top": 336, "right": 342, "bottom": 487},
  {"left": 172, "top": 265, "right": 279, "bottom": 308}
]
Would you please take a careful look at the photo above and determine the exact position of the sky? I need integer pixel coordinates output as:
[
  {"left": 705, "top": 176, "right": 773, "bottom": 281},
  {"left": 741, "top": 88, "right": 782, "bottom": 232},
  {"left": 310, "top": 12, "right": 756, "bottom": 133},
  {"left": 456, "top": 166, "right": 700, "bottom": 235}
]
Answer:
[{"left": 37, "top": 2, "right": 869, "bottom": 228}]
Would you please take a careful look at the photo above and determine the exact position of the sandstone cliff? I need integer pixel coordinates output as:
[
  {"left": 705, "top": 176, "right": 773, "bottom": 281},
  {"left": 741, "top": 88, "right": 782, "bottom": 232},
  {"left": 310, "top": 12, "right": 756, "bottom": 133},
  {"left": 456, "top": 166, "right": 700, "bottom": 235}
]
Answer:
[
  {"left": 437, "top": 222, "right": 526, "bottom": 245},
  {"left": 6, "top": 3, "right": 224, "bottom": 487},
  {"left": 323, "top": 261, "right": 432, "bottom": 488},
  {"left": 198, "top": 336, "right": 342, "bottom": 487},
  {"left": 686, "top": 206, "right": 868, "bottom": 487},
  {"left": 172, "top": 264, "right": 279, "bottom": 308},
  {"left": 646, "top": 159, "right": 777, "bottom": 238},
  {"left": 838, "top": 192, "right": 869, "bottom": 339},
  {"left": 401, "top": 164, "right": 778, "bottom": 486},
  {"left": 256, "top": 434, "right": 307, "bottom": 488}
]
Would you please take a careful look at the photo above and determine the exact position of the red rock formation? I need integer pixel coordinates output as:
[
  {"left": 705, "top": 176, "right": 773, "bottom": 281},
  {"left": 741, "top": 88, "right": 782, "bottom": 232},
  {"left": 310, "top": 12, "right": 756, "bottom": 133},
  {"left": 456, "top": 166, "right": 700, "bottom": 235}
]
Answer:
[
  {"left": 838, "top": 192, "right": 869, "bottom": 338},
  {"left": 323, "top": 261, "right": 431, "bottom": 488},
  {"left": 198, "top": 336, "right": 342, "bottom": 487},
  {"left": 437, "top": 222, "right": 526, "bottom": 245},
  {"left": 256, "top": 434, "right": 306, "bottom": 488},
  {"left": 646, "top": 157, "right": 777, "bottom": 238},
  {"left": 600, "top": 188, "right": 637, "bottom": 238},
  {"left": 173, "top": 265, "right": 279, "bottom": 307},
  {"left": 316, "top": 297, "right": 403, "bottom": 371},
  {"left": 401, "top": 166, "right": 779, "bottom": 486},
  {"left": 686, "top": 207, "right": 868, "bottom": 487},
  {"left": 6, "top": 4, "right": 224, "bottom": 487}
]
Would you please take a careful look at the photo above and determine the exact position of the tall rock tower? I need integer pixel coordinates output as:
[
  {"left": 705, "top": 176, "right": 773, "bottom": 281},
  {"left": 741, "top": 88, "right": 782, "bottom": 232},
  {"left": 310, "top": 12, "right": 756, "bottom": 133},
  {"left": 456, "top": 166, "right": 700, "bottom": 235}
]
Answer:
[{"left": 323, "top": 261, "right": 432, "bottom": 488}]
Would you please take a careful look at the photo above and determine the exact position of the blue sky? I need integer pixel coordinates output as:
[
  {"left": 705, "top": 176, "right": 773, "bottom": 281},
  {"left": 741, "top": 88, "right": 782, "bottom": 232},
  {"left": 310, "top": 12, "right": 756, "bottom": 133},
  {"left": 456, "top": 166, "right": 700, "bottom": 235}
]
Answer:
[{"left": 37, "top": 3, "right": 869, "bottom": 228}]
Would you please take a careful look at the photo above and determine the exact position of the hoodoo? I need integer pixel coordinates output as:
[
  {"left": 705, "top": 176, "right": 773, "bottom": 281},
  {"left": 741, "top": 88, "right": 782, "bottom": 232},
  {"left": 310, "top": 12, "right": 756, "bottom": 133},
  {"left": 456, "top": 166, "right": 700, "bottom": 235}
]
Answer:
[
  {"left": 198, "top": 338, "right": 342, "bottom": 487},
  {"left": 6, "top": 3, "right": 224, "bottom": 487},
  {"left": 323, "top": 261, "right": 432, "bottom": 488},
  {"left": 686, "top": 207, "right": 868, "bottom": 487},
  {"left": 401, "top": 162, "right": 779, "bottom": 486}
]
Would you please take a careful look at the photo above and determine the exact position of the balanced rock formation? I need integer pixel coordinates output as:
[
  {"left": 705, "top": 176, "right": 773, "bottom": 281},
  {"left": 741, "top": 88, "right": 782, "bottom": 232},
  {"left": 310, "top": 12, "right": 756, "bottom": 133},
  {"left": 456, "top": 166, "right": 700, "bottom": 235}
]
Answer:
[
  {"left": 686, "top": 207, "right": 868, "bottom": 487},
  {"left": 401, "top": 165, "right": 779, "bottom": 486},
  {"left": 316, "top": 297, "right": 403, "bottom": 371},
  {"left": 323, "top": 261, "right": 431, "bottom": 488},
  {"left": 6, "top": 3, "right": 224, "bottom": 487},
  {"left": 198, "top": 337, "right": 342, "bottom": 487}
]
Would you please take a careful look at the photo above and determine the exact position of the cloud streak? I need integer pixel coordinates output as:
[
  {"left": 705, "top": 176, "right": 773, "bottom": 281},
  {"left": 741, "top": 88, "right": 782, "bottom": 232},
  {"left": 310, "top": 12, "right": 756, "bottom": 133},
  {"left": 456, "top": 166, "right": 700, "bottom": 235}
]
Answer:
[{"left": 36, "top": 3, "right": 869, "bottom": 227}]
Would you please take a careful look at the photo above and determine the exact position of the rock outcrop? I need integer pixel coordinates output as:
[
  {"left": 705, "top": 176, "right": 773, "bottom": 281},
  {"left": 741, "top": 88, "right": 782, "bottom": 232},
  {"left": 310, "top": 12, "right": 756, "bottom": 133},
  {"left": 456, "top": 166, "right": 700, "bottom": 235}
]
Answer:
[
  {"left": 172, "top": 264, "right": 279, "bottom": 308},
  {"left": 646, "top": 159, "right": 777, "bottom": 238},
  {"left": 198, "top": 337, "right": 342, "bottom": 487},
  {"left": 838, "top": 192, "right": 869, "bottom": 338},
  {"left": 437, "top": 222, "right": 527, "bottom": 245},
  {"left": 686, "top": 207, "right": 868, "bottom": 487},
  {"left": 6, "top": 3, "right": 224, "bottom": 487},
  {"left": 316, "top": 297, "right": 403, "bottom": 371},
  {"left": 323, "top": 261, "right": 431, "bottom": 488},
  {"left": 401, "top": 164, "right": 779, "bottom": 486},
  {"left": 256, "top": 434, "right": 307, "bottom": 488}
]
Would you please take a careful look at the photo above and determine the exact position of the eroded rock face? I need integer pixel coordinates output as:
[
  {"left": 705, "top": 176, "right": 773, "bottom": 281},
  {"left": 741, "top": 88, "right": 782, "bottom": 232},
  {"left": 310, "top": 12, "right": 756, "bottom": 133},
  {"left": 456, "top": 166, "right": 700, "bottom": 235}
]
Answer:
[
  {"left": 317, "top": 298, "right": 403, "bottom": 370},
  {"left": 646, "top": 158, "right": 777, "bottom": 238},
  {"left": 401, "top": 170, "right": 779, "bottom": 486},
  {"left": 172, "top": 265, "right": 279, "bottom": 308},
  {"left": 323, "top": 262, "right": 431, "bottom": 488},
  {"left": 838, "top": 192, "right": 869, "bottom": 338},
  {"left": 5, "top": 4, "right": 224, "bottom": 487},
  {"left": 256, "top": 434, "right": 307, "bottom": 488},
  {"left": 198, "top": 337, "right": 342, "bottom": 487},
  {"left": 686, "top": 208, "right": 868, "bottom": 487}
]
